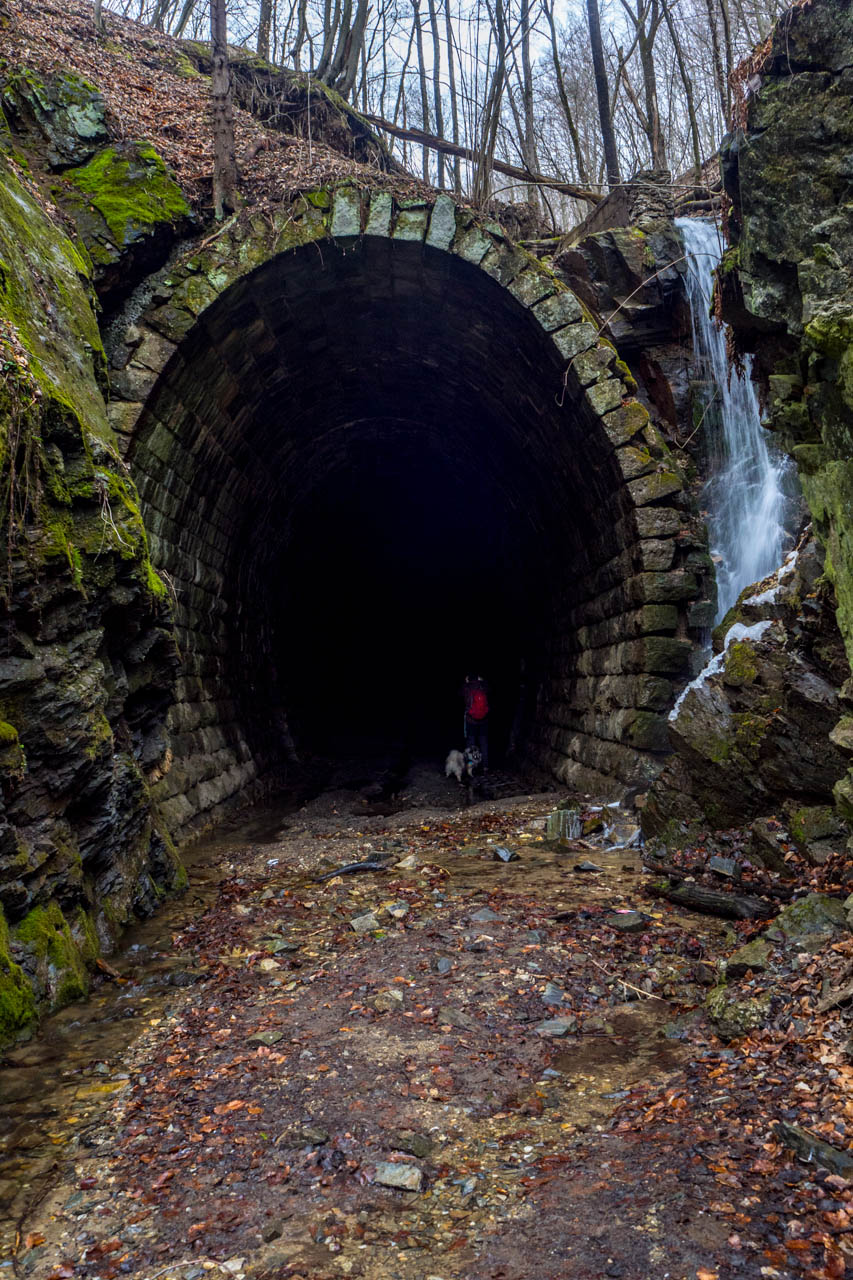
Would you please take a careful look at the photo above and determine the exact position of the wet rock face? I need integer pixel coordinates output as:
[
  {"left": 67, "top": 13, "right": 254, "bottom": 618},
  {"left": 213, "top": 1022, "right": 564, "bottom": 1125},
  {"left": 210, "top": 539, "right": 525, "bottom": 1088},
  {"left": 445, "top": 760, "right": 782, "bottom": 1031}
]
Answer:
[
  {"left": 0, "top": 152, "right": 181, "bottom": 1043},
  {"left": 644, "top": 537, "right": 850, "bottom": 837},
  {"left": 720, "top": 0, "right": 853, "bottom": 820}
]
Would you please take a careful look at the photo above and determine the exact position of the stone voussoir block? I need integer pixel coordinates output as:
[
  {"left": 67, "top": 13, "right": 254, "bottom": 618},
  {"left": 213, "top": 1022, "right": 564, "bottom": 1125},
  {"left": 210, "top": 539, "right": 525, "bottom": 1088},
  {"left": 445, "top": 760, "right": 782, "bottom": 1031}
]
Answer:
[
  {"left": 638, "top": 538, "right": 677, "bottom": 571},
  {"left": 572, "top": 344, "right": 617, "bottom": 387},
  {"left": 330, "top": 187, "right": 362, "bottom": 239},
  {"left": 452, "top": 223, "right": 494, "bottom": 265},
  {"left": 532, "top": 290, "right": 584, "bottom": 332},
  {"left": 628, "top": 469, "right": 684, "bottom": 506},
  {"left": 601, "top": 401, "right": 651, "bottom": 448},
  {"left": 552, "top": 321, "right": 597, "bottom": 363},
  {"left": 364, "top": 190, "right": 393, "bottom": 237},
  {"left": 631, "top": 570, "right": 698, "bottom": 604},
  {"left": 584, "top": 378, "right": 624, "bottom": 416},
  {"left": 425, "top": 193, "right": 457, "bottom": 250},
  {"left": 616, "top": 443, "right": 656, "bottom": 480}
]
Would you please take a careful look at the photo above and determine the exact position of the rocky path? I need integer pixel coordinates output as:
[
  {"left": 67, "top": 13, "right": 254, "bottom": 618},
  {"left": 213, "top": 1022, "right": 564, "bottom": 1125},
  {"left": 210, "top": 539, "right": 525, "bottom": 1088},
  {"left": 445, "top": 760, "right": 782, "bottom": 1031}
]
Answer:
[{"left": 3, "top": 785, "right": 853, "bottom": 1280}]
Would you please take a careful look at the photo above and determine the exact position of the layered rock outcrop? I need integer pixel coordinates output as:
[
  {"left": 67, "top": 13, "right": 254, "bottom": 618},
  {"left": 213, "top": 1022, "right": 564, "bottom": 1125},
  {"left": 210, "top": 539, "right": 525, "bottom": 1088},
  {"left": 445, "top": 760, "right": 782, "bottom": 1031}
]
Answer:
[
  {"left": 643, "top": 535, "right": 850, "bottom": 842},
  {"left": 719, "top": 0, "right": 853, "bottom": 820},
  {"left": 0, "top": 148, "right": 182, "bottom": 1042}
]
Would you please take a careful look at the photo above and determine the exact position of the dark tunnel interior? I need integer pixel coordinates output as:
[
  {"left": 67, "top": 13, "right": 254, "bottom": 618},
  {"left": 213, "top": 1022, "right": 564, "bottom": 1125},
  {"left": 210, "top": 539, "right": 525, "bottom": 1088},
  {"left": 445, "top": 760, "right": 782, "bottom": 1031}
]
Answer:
[{"left": 272, "top": 434, "right": 546, "bottom": 764}]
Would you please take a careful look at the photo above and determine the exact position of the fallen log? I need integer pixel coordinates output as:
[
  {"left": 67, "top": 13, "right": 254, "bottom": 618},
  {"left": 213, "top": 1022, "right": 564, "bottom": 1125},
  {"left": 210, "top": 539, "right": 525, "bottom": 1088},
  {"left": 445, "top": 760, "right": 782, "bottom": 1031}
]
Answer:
[
  {"left": 817, "top": 978, "right": 853, "bottom": 1013},
  {"left": 360, "top": 112, "right": 602, "bottom": 205},
  {"left": 643, "top": 856, "right": 796, "bottom": 902},
  {"left": 647, "top": 877, "right": 771, "bottom": 920},
  {"left": 775, "top": 1121, "right": 853, "bottom": 1177}
]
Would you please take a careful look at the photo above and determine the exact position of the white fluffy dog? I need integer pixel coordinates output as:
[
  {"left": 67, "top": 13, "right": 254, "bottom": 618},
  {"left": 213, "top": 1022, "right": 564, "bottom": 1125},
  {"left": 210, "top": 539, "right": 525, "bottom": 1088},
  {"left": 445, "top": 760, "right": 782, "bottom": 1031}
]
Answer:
[{"left": 445, "top": 747, "right": 483, "bottom": 803}]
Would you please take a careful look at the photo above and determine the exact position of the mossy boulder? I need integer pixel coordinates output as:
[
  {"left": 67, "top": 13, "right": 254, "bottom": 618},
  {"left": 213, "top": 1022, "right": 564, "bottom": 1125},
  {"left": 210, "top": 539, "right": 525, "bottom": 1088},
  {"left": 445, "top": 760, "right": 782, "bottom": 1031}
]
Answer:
[
  {"left": 57, "top": 141, "right": 191, "bottom": 308},
  {"left": 0, "top": 904, "right": 36, "bottom": 1042},
  {"left": 706, "top": 982, "right": 772, "bottom": 1041},
  {"left": 13, "top": 901, "right": 91, "bottom": 1007},
  {"left": 765, "top": 893, "right": 848, "bottom": 951},
  {"left": 725, "top": 938, "right": 772, "bottom": 980},
  {"left": 0, "top": 68, "right": 108, "bottom": 169},
  {"left": 786, "top": 802, "right": 847, "bottom": 863},
  {"left": 644, "top": 537, "right": 850, "bottom": 840}
]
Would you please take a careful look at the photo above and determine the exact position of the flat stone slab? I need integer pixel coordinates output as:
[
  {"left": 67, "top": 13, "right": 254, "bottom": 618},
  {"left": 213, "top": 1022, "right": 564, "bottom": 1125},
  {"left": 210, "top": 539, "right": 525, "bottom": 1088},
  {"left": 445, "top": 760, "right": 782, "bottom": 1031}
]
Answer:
[
  {"left": 374, "top": 1161, "right": 423, "bottom": 1191},
  {"left": 603, "top": 910, "right": 648, "bottom": 933},
  {"left": 534, "top": 1016, "right": 577, "bottom": 1037},
  {"left": 350, "top": 912, "right": 380, "bottom": 933}
]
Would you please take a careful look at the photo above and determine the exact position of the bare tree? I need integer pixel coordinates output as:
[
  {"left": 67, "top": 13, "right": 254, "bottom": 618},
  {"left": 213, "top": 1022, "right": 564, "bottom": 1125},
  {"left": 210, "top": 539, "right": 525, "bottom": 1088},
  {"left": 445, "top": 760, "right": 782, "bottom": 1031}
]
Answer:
[
  {"left": 586, "top": 0, "right": 621, "bottom": 188},
  {"left": 425, "top": 0, "right": 446, "bottom": 187},
  {"left": 257, "top": 0, "right": 273, "bottom": 58},
  {"left": 620, "top": 0, "right": 666, "bottom": 167},
  {"left": 211, "top": 0, "right": 238, "bottom": 219},
  {"left": 412, "top": 0, "right": 432, "bottom": 181},
  {"left": 542, "top": 0, "right": 589, "bottom": 185}
]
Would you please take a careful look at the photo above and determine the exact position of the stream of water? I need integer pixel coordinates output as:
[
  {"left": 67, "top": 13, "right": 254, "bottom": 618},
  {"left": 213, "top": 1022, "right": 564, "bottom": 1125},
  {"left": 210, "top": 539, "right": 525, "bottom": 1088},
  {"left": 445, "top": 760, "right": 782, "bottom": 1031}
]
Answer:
[{"left": 676, "top": 217, "right": 793, "bottom": 620}]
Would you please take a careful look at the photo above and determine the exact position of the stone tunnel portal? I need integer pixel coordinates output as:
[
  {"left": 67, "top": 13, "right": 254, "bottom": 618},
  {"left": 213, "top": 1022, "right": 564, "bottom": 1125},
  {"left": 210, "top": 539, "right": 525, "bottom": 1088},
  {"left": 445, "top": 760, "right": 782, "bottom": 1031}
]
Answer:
[{"left": 123, "top": 203, "right": 699, "bottom": 841}]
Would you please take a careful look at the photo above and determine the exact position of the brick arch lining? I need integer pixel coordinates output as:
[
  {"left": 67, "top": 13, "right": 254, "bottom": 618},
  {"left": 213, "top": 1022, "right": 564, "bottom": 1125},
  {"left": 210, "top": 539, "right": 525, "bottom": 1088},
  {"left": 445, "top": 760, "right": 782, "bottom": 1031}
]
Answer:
[{"left": 110, "top": 189, "right": 701, "bottom": 840}]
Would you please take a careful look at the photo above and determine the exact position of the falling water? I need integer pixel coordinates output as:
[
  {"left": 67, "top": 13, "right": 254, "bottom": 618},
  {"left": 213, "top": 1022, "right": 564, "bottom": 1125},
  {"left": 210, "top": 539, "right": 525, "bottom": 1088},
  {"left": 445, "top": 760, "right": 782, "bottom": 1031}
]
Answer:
[{"left": 676, "top": 217, "right": 792, "bottom": 620}]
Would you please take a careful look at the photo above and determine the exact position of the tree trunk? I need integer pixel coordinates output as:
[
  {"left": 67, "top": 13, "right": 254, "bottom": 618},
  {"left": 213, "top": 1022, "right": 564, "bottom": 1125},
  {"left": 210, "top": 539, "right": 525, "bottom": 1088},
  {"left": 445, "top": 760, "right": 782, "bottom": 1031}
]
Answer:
[
  {"left": 472, "top": 0, "right": 507, "bottom": 206},
  {"left": 174, "top": 0, "right": 200, "bottom": 37},
  {"left": 412, "top": 0, "right": 431, "bottom": 182},
  {"left": 543, "top": 0, "right": 589, "bottom": 185},
  {"left": 660, "top": 0, "right": 701, "bottom": 180},
  {"left": 703, "top": 0, "right": 728, "bottom": 121},
  {"left": 425, "top": 0, "right": 445, "bottom": 188},
  {"left": 315, "top": 0, "right": 339, "bottom": 81},
  {"left": 443, "top": 0, "right": 462, "bottom": 192},
  {"left": 586, "top": 0, "right": 621, "bottom": 188},
  {"left": 718, "top": 0, "right": 734, "bottom": 119},
  {"left": 257, "top": 0, "right": 272, "bottom": 59},
  {"left": 94, "top": 0, "right": 105, "bottom": 32},
  {"left": 291, "top": 0, "right": 308, "bottom": 68},
  {"left": 519, "top": 0, "right": 538, "bottom": 205},
  {"left": 327, "top": 0, "right": 353, "bottom": 86},
  {"left": 211, "top": 0, "right": 238, "bottom": 220},
  {"left": 637, "top": 11, "right": 666, "bottom": 167},
  {"left": 337, "top": 0, "right": 369, "bottom": 98}
]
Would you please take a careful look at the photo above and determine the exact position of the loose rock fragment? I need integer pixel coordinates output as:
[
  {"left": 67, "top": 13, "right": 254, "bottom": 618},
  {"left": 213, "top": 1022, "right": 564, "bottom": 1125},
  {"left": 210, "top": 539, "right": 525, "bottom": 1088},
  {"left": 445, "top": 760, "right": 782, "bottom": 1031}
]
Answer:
[
  {"left": 374, "top": 1161, "right": 423, "bottom": 1191},
  {"left": 350, "top": 911, "right": 380, "bottom": 933}
]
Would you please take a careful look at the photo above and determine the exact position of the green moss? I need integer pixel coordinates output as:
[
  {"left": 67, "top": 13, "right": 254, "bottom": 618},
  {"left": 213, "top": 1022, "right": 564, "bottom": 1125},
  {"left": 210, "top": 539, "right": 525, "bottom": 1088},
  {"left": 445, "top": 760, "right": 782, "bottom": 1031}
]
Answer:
[
  {"left": 14, "top": 902, "right": 89, "bottom": 1006},
  {"left": 63, "top": 142, "right": 189, "bottom": 254},
  {"left": 75, "top": 908, "right": 100, "bottom": 965},
  {"left": 732, "top": 711, "right": 769, "bottom": 759},
  {"left": 0, "top": 720, "right": 18, "bottom": 746},
  {"left": 145, "top": 561, "right": 167, "bottom": 598},
  {"left": 614, "top": 358, "right": 638, "bottom": 394},
  {"left": 0, "top": 906, "right": 36, "bottom": 1044},
  {"left": 719, "top": 247, "right": 740, "bottom": 275},
  {"left": 0, "top": 155, "right": 109, "bottom": 436},
  {"left": 84, "top": 712, "right": 113, "bottom": 761},
  {"left": 723, "top": 640, "right": 759, "bottom": 687}
]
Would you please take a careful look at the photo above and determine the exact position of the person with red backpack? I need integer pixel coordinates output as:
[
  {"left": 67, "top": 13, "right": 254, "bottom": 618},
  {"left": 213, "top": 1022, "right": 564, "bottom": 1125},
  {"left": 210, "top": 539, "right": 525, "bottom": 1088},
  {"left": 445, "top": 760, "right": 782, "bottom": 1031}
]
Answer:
[{"left": 462, "top": 674, "right": 489, "bottom": 770}]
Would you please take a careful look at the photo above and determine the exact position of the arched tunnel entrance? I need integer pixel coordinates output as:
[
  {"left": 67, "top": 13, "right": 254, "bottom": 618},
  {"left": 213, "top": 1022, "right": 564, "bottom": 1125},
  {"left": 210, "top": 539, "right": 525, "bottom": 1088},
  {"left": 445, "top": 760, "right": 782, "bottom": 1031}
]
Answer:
[{"left": 121, "top": 197, "right": 703, "bottom": 840}]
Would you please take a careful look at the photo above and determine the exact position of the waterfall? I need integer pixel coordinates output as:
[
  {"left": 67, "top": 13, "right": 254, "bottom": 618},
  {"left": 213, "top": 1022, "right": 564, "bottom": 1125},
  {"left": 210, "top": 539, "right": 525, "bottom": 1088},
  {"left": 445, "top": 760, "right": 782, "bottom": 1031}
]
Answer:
[{"left": 676, "top": 217, "right": 792, "bottom": 621}]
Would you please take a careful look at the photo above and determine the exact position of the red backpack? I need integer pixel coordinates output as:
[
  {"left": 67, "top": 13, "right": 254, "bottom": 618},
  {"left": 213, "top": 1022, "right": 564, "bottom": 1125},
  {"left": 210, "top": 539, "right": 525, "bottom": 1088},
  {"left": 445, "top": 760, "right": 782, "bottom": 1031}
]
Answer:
[{"left": 466, "top": 687, "right": 489, "bottom": 721}]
